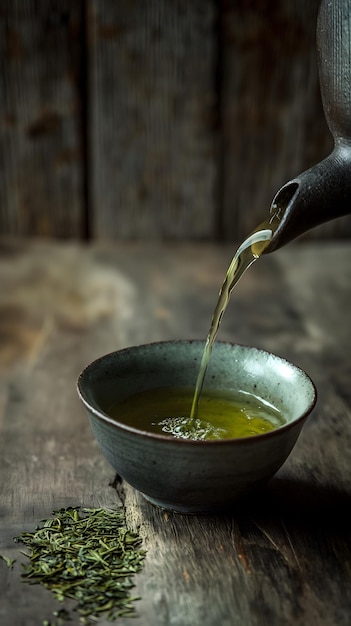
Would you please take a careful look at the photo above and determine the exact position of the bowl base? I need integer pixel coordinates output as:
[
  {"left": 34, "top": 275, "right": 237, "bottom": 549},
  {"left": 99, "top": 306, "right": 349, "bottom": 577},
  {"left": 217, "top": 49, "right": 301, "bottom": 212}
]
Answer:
[{"left": 141, "top": 492, "right": 235, "bottom": 515}]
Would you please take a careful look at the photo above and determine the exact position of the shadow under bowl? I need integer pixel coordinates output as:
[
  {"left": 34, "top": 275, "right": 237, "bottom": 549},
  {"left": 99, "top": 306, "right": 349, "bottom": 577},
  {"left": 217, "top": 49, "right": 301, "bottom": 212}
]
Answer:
[{"left": 77, "top": 340, "right": 317, "bottom": 514}]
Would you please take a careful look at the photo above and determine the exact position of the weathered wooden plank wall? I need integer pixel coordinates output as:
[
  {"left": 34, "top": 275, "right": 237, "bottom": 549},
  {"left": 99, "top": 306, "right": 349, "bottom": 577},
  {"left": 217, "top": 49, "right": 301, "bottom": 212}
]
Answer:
[
  {"left": 1, "top": 0, "right": 350, "bottom": 241},
  {"left": 0, "top": 0, "right": 84, "bottom": 237},
  {"left": 88, "top": 0, "right": 217, "bottom": 239}
]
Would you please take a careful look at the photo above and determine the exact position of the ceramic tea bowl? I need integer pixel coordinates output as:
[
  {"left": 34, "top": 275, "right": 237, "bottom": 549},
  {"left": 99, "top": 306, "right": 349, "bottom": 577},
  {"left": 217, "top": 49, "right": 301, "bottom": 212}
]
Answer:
[{"left": 77, "top": 340, "right": 316, "bottom": 514}]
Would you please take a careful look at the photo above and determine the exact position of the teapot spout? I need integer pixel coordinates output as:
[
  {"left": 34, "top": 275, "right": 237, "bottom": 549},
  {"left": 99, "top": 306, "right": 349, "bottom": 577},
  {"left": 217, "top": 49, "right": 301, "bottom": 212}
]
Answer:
[{"left": 264, "top": 146, "right": 351, "bottom": 253}]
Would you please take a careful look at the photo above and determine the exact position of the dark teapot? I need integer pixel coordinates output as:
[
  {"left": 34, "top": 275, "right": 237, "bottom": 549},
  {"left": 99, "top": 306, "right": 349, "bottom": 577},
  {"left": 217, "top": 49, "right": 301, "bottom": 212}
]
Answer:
[{"left": 265, "top": 0, "right": 351, "bottom": 253}]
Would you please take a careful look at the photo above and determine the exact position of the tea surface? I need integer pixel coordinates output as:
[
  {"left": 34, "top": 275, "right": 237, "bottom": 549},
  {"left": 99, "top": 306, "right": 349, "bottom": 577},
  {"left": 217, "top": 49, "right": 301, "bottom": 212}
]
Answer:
[{"left": 108, "top": 388, "right": 286, "bottom": 441}]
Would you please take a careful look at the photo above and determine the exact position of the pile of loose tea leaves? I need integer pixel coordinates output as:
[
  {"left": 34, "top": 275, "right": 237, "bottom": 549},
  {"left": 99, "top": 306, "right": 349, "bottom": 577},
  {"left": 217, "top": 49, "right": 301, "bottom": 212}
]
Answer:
[{"left": 13, "top": 506, "right": 146, "bottom": 624}]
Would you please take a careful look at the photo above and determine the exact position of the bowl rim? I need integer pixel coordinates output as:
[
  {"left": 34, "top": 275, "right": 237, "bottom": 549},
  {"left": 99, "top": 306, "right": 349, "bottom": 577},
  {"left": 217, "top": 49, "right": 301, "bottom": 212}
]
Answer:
[{"left": 76, "top": 339, "right": 317, "bottom": 446}]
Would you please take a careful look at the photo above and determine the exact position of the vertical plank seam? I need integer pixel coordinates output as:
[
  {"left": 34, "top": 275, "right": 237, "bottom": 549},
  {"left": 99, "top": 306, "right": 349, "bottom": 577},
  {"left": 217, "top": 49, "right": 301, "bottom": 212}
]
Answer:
[
  {"left": 214, "top": 0, "right": 225, "bottom": 242},
  {"left": 80, "top": 0, "right": 91, "bottom": 240}
]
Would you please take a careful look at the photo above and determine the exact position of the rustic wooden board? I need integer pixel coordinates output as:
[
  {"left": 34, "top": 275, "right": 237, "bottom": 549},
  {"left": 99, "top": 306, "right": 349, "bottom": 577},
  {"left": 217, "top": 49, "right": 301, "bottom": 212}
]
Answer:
[
  {"left": 0, "top": 239, "right": 350, "bottom": 625},
  {"left": 0, "top": 1, "right": 83, "bottom": 237}
]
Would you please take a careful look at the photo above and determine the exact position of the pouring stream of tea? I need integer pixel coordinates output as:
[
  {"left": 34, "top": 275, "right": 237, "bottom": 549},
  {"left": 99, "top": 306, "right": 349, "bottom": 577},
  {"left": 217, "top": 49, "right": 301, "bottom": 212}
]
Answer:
[{"left": 190, "top": 213, "right": 282, "bottom": 420}]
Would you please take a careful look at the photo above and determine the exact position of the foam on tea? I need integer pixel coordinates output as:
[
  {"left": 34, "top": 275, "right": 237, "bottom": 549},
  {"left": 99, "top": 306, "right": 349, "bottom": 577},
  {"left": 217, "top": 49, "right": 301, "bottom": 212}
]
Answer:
[{"left": 107, "top": 387, "right": 286, "bottom": 441}]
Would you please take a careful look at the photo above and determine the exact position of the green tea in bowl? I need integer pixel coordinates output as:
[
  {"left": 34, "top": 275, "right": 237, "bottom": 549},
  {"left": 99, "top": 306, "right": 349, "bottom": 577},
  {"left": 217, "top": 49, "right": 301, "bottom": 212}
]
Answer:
[
  {"left": 77, "top": 340, "right": 316, "bottom": 514},
  {"left": 107, "top": 387, "right": 286, "bottom": 441}
]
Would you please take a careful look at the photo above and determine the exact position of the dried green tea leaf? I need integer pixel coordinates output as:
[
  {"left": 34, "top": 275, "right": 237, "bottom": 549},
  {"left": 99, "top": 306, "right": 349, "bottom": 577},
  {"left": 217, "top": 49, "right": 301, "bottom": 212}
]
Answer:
[
  {"left": 0, "top": 554, "right": 16, "bottom": 568},
  {"left": 14, "top": 507, "right": 145, "bottom": 624}
]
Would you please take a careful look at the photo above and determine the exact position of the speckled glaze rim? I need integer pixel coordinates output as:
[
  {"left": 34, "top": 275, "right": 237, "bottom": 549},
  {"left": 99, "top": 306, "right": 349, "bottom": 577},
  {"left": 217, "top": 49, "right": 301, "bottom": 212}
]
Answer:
[{"left": 77, "top": 340, "right": 317, "bottom": 446}]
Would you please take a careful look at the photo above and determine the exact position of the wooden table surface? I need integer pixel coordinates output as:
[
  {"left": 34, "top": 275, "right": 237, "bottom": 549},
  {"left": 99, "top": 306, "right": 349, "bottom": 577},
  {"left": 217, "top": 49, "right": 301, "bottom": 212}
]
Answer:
[{"left": 1, "top": 238, "right": 351, "bottom": 626}]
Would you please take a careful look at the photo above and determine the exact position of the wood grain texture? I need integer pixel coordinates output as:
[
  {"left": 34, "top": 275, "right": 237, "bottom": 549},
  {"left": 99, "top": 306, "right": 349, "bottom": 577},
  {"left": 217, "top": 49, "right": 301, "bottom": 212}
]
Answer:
[
  {"left": 88, "top": 0, "right": 217, "bottom": 240},
  {"left": 0, "top": 0, "right": 83, "bottom": 237},
  {"left": 0, "top": 238, "right": 351, "bottom": 625}
]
